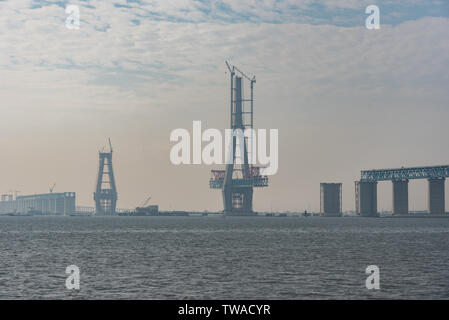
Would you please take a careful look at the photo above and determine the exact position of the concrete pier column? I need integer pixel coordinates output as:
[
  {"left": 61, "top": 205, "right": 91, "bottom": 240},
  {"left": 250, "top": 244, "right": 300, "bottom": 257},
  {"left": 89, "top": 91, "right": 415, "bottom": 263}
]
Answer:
[
  {"left": 392, "top": 180, "right": 409, "bottom": 215},
  {"left": 428, "top": 178, "right": 445, "bottom": 215},
  {"left": 355, "top": 181, "right": 378, "bottom": 217},
  {"left": 320, "top": 183, "right": 342, "bottom": 217}
]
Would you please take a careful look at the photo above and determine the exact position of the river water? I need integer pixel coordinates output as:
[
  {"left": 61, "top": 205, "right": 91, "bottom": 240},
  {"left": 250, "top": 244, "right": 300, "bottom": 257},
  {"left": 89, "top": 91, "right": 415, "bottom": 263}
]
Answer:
[{"left": 0, "top": 216, "right": 448, "bottom": 299}]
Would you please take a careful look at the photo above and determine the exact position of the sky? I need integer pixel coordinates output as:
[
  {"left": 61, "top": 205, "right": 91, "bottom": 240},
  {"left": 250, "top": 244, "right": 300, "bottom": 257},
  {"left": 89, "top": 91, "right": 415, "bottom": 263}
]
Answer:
[{"left": 0, "top": 0, "right": 448, "bottom": 212}]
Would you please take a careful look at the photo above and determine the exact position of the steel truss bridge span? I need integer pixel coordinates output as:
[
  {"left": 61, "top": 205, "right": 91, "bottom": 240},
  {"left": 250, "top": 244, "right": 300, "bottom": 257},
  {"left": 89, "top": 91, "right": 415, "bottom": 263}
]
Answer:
[{"left": 361, "top": 165, "right": 449, "bottom": 182}]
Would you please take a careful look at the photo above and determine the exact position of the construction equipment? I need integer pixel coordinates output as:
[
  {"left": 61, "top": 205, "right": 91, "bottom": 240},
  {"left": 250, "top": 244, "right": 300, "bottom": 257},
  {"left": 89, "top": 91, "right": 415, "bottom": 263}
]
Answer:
[
  {"left": 108, "top": 138, "right": 113, "bottom": 153},
  {"left": 132, "top": 195, "right": 157, "bottom": 215},
  {"left": 140, "top": 196, "right": 152, "bottom": 207}
]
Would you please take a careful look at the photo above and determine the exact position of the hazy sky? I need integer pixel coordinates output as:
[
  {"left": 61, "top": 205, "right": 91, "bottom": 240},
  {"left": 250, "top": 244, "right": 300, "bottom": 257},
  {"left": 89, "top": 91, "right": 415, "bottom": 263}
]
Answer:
[{"left": 0, "top": 0, "right": 448, "bottom": 212}]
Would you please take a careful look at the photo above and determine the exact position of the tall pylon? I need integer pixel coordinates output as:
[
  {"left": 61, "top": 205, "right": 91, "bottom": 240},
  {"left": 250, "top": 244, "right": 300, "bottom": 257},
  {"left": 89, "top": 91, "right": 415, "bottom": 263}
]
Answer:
[
  {"left": 209, "top": 62, "right": 268, "bottom": 215},
  {"left": 94, "top": 138, "right": 118, "bottom": 215}
]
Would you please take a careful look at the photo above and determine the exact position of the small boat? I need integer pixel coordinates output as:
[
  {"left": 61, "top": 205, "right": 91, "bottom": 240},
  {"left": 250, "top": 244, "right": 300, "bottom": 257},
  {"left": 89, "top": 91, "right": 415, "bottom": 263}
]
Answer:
[
  {"left": 69, "top": 212, "right": 92, "bottom": 217},
  {"left": 278, "top": 213, "right": 287, "bottom": 217},
  {"left": 7, "top": 212, "right": 33, "bottom": 216}
]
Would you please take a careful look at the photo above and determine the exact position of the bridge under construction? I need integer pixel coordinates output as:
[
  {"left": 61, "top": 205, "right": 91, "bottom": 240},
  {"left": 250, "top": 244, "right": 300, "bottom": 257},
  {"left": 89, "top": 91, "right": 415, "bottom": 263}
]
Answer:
[
  {"left": 355, "top": 165, "right": 448, "bottom": 217},
  {"left": 209, "top": 62, "right": 268, "bottom": 215},
  {"left": 94, "top": 139, "right": 118, "bottom": 215}
]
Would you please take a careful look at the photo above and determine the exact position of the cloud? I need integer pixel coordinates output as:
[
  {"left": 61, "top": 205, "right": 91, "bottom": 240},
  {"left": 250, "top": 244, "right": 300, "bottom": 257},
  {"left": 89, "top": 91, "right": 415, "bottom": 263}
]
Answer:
[{"left": 1, "top": 2, "right": 447, "bottom": 104}]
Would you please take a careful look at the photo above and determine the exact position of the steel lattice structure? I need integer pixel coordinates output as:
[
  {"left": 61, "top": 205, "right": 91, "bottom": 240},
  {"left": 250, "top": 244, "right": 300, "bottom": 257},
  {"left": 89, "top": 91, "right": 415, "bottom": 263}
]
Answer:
[
  {"left": 94, "top": 139, "right": 118, "bottom": 215},
  {"left": 209, "top": 62, "right": 268, "bottom": 215},
  {"left": 360, "top": 165, "right": 449, "bottom": 182},
  {"left": 209, "top": 175, "right": 269, "bottom": 189}
]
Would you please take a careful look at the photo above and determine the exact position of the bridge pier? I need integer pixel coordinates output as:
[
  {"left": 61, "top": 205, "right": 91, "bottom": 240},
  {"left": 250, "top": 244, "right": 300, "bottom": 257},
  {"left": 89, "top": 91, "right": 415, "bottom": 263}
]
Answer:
[
  {"left": 428, "top": 178, "right": 445, "bottom": 215},
  {"left": 392, "top": 180, "right": 409, "bottom": 215},
  {"left": 355, "top": 181, "right": 378, "bottom": 217},
  {"left": 359, "top": 165, "right": 448, "bottom": 217},
  {"left": 320, "top": 183, "right": 342, "bottom": 217}
]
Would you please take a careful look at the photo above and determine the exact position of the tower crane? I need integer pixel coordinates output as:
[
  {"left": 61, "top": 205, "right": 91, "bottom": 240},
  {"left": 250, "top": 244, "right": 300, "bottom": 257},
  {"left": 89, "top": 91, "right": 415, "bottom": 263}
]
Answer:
[{"left": 225, "top": 61, "right": 256, "bottom": 83}]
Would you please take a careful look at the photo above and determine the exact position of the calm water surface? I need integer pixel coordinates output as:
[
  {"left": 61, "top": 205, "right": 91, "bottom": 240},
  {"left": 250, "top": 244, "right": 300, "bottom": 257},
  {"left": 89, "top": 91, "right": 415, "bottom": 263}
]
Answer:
[{"left": 0, "top": 216, "right": 448, "bottom": 299}]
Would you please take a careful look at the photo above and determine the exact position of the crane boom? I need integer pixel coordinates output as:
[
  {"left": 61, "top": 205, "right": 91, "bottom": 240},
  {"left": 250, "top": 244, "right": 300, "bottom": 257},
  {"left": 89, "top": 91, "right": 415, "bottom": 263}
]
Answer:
[
  {"left": 225, "top": 60, "right": 233, "bottom": 74},
  {"left": 108, "top": 138, "right": 113, "bottom": 153},
  {"left": 141, "top": 196, "right": 152, "bottom": 207},
  {"left": 225, "top": 61, "right": 255, "bottom": 83}
]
